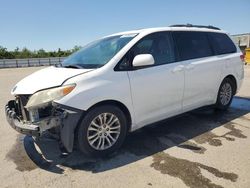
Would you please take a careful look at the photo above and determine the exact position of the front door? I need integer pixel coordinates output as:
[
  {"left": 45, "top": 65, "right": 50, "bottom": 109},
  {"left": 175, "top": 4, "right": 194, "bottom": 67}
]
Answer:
[{"left": 119, "top": 32, "right": 185, "bottom": 129}]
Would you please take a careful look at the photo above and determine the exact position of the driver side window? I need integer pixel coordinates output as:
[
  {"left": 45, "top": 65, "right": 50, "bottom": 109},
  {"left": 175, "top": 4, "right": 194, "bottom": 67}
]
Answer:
[{"left": 118, "top": 32, "right": 176, "bottom": 70}]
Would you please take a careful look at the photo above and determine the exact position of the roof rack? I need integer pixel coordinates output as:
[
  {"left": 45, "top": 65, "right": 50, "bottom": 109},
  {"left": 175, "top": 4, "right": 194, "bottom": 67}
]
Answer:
[{"left": 170, "top": 24, "right": 221, "bottom": 30}]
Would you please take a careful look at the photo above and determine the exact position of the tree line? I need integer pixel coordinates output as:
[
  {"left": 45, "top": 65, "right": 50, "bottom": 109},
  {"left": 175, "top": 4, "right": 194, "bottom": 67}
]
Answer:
[{"left": 0, "top": 46, "right": 82, "bottom": 59}]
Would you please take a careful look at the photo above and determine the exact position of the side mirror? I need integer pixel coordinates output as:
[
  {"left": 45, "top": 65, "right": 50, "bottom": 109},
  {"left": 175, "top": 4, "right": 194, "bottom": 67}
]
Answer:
[{"left": 132, "top": 54, "right": 155, "bottom": 67}]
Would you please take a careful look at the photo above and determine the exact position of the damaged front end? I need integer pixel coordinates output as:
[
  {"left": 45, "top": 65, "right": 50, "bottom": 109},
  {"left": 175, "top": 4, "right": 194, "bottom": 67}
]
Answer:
[{"left": 5, "top": 92, "right": 84, "bottom": 153}]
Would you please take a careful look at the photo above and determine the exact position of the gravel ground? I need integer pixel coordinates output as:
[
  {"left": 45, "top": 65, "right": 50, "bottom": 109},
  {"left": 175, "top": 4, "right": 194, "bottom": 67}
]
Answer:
[{"left": 0, "top": 65, "right": 250, "bottom": 188}]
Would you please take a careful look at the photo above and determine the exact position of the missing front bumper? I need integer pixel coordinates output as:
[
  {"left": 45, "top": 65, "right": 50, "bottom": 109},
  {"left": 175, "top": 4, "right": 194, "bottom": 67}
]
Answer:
[
  {"left": 5, "top": 100, "right": 40, "bottom": 136},
  {"left": 5, "top": 100, "right": 84, "bottom": 153}
]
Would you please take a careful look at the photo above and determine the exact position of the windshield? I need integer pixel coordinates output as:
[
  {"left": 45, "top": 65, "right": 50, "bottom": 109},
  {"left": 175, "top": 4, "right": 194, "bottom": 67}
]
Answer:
[{"left": 62, "top": 34, "right": 137, "bottom": 69}]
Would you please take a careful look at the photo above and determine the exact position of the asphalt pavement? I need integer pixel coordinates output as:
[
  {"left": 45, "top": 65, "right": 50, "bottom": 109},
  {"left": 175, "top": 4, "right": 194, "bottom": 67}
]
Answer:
[{"left": 0, "top": 66, "right": 250, "bottom": 188}]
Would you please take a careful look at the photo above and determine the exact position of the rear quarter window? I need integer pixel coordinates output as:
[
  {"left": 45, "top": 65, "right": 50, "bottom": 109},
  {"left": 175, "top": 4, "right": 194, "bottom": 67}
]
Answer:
[
  {"left": 208, "top": 32, "right": 236, "bottom": 55},
  {"left": 173, "top": 31, "right": 213, "bottom": 61}
]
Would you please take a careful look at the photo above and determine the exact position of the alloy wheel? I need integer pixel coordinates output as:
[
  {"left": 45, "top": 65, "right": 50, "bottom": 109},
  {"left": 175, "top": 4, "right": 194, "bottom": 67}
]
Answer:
[
  {"left": 87, "top": 113, "right": 121, "bottom": 150},
  {"left": 219, "top": 82, "right": 232, "bottom": 106}
]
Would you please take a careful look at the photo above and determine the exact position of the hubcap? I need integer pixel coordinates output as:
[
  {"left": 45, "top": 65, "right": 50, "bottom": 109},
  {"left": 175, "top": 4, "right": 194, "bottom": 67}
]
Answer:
[
  {"left": 220, "top": 82, "right": 232, "bottom": 106},
  {"left": 87, "top": 113, "right": 121, "bottom": 150}
]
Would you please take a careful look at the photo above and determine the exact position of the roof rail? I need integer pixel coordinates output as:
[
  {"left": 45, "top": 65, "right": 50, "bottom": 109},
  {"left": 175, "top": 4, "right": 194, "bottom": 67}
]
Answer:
[{"left": 170, "top": 24, "right": 221, "bottom": 30}]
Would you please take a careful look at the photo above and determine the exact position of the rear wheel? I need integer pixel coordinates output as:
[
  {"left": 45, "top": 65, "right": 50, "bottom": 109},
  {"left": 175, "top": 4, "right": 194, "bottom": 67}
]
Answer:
[
  {"left": 215, "top": 78, "right": 235, "bottom": 110},
  {"left": 77, "top": 105, "right": 127, "bottom": 157}
]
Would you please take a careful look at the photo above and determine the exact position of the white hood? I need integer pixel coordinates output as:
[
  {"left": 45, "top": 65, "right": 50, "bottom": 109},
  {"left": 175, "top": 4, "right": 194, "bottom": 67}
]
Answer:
[{"left": 12, "top": 66, "right": 93, "bottom": 95}]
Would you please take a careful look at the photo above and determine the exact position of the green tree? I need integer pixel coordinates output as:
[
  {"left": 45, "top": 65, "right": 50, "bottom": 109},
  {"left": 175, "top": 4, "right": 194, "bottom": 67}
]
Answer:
[
  {"left": 0, "top": 46, "right": 14, "bottom": 59},
  {"left": 0, "top": 46, "right": 80, "bottom": 59},
  {"left": 72, "top": 45, "right": 82, "bottom": 53},
  {"left": 37, "top": 49, "right": 47, "bottom": 58},
  {"left": 18, "top": 47, "right": 32, "bottom": 58}
]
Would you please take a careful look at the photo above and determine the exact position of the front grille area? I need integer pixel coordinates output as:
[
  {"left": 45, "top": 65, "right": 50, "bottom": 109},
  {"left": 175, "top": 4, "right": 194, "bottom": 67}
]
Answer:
[
  {"left": 16, "top": 95, "right": 31, "bottom": 121},
  {"left": 15, "top": 95, "right": 55, "bottom": 123}
]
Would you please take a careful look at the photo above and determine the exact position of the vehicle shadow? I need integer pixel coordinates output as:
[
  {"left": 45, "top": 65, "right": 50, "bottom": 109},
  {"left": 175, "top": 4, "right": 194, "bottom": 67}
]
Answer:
[{"left": 23, "top": 96, "right": 250, "bottom": 174}]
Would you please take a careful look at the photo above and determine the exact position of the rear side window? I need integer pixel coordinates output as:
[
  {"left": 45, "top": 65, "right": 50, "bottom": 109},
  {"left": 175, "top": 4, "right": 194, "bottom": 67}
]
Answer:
[
  {"left": 173, "top": 31, "right": 213, "bottom": 61},
  {"left": 208, "top": 33, "right": 236, "bottom": 55}
]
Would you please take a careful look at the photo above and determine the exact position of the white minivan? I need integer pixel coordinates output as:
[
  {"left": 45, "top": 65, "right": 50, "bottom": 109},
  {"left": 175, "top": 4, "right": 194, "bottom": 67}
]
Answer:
[{"left": 5, "top": 25, "right": 244, "bottom": 156}]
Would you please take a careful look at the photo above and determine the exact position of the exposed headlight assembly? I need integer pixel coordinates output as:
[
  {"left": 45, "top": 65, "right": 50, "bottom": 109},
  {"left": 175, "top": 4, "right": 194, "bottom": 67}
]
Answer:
[{"left": 26, "top": 84, "right": 76, "bottom": 110}]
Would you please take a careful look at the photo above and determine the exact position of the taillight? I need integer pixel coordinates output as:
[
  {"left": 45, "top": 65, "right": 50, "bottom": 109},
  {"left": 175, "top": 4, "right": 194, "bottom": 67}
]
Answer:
[{"left": 240, "top": 52, "right": 245, "bottom": 62}]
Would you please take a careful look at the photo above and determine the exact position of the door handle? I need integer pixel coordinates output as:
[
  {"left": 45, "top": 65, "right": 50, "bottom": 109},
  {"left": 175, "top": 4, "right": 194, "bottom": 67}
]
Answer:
[
  {"left": 171, "top": 65, "right": 184, "bottom": 73},
  {"left": 186, "top": 64, "right": 195, "bottom": 70}
]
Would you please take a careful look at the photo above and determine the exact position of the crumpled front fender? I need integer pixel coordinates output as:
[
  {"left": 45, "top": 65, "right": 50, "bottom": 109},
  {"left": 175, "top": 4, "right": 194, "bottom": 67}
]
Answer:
[{"left": 54, "top": 103, "right": 85, "bottom": 152}]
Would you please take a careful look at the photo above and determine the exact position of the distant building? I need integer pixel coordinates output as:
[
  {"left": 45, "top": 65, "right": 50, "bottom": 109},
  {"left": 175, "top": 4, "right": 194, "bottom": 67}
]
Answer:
[{"left": 231, "top": 33, "right": 250, "bottom": 52}]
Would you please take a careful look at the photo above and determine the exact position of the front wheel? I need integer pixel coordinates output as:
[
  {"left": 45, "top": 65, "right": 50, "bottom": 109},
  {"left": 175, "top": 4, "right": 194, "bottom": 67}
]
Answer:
[
  {"left": 77, "top": 105, "right": 128, "bottom": 157},
  {"left": 215, "top": 78, "right": 234, "bottom": 110}
]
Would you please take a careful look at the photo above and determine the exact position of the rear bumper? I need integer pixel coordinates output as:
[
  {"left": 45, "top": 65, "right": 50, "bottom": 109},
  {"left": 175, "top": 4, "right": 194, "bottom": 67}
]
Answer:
[{"left": 5, "top": 100, "right": 39, "bottom": 137}]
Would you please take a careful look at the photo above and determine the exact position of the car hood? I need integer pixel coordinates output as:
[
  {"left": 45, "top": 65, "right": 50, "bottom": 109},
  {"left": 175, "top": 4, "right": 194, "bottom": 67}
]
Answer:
[{"left": 11, "top": 66, "right": 93, "bottom": 95}]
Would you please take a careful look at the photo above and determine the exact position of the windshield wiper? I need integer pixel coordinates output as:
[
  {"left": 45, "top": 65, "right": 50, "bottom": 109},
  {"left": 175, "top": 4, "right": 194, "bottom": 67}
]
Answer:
[
  {"left": 64, "top": 64, "right": 83, "bottom": 69},
  {"left": 54, "top": 62, "right": 63, "bottom": 67}
]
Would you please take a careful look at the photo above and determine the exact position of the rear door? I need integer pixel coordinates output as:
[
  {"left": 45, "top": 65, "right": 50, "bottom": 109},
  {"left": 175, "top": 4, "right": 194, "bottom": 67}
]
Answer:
[
  {"left": 173, "top": 31, "right": 222, "bottom": 111},
  {"left": 207, "top": 32, "right": 242, "bottom": 91}
]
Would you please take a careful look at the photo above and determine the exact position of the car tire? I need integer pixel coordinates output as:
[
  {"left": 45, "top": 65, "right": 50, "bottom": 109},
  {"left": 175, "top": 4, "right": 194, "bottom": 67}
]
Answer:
[
  {"left": 77, "top": 105, "right": 128, "bottom": 157},
  {"left": 215, "top": 78, "right": 235, "bottom": 110}
]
